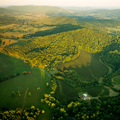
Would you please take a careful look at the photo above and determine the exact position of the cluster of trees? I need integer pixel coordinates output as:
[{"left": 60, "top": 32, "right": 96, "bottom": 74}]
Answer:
[
  {"left": 11, "top": 91, "right": 21, "bottom": 97},
  {"left": 103, "top": 68, "right": 120, "bottom": 92},
  {"left": 42, "top": 91, "right": 120, "bottom": 120},
  {"left": 0, "top": 39, "right": 2, "bottom": 46},
  {"left": 101, "top": 45, "right": 120, "bottom": 71},
  {"left": 0, "top": 106, "right": 44, "bottom": 120}
]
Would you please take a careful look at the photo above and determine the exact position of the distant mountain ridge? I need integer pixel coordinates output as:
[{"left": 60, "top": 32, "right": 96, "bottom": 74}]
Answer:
[
  {"left": 0, "top": 7, "right": 17, "bottom": 14},
  {"left": 0, "top": 5, "right": 120, "bottom": 20},
  {"left": 5, "top": 5, "right": 73, "bottom": 16}
]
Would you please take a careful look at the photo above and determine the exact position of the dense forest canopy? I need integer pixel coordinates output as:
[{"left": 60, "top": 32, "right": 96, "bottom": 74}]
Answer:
[{"left": 4, "top": 28, "right": 119, "bottom": 69}]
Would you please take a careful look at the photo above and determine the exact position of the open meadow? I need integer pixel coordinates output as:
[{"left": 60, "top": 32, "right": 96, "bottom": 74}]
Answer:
[{"left": 0, "top": 53, "right": 51, "bottom": 119}]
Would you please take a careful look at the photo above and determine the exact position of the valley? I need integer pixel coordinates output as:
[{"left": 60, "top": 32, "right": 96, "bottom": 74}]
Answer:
[{"left": 0, "top": 5, "right": 120, "bottom": 120}]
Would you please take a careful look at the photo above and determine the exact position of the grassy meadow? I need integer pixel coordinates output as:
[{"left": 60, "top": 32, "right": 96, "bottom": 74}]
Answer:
[{"left": 0, "top": 53, "right": 51, "bottom": 118}]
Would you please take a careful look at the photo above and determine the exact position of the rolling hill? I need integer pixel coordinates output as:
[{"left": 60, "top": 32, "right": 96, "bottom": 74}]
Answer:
[{"left": 6, "top": 5, "right": 73, "bottom": 16}]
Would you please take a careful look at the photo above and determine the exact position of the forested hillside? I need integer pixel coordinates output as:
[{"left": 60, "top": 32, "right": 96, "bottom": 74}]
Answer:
[
  {"left": 3, "top": 28, "right": 118, "bottom": 68},
  {"left": 0, "top": 7, "right": 120, "bottom": 120}
]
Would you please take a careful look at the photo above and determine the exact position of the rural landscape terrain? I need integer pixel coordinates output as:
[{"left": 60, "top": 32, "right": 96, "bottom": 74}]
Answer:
[{"left": 0, "top": 5, "right": 120, "bottom": 120}]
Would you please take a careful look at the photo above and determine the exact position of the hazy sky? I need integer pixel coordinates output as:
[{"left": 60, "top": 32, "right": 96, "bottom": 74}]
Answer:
[{"left": 0, "top": 0, "right": 120, "bottom": 7}]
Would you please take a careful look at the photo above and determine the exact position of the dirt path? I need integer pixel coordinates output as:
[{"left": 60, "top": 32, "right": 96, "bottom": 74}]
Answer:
[
  {"left": 103, "top": 85, "right": 119, "bottom": 97},
  {"left": 91, "top": 96, "right": 102, "bottom": 103},
  {"left": 90, "top": 85, "right": 119, "bottom": 103},
  {"left": 111, "top": 77, "right": 120, "bottom": 90},
  {"left": 21, "top": 88, "right": 29, "bottom": 115}
]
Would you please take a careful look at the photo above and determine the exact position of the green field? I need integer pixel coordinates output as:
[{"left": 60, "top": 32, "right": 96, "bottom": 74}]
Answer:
[
  {"left": 0, "top": 53, "right": 51, "bottom": 119},
  {"left": 55, "top": 80, "right": 78, "bottom": 104},
  {"left": 0, "top": 53, "right": 31, "bottom": 77},
  {"left": 82, "top": 86, "right": 109, "bottom": 97},
  {"left": 113, "top": 75, "right": 120, "bottom": 84},
  {"left": 58, "top": 50, "right": 108, "bottom": 82},
  {"left": 88, "top": 54, "right": 108, "bottom": 77}
]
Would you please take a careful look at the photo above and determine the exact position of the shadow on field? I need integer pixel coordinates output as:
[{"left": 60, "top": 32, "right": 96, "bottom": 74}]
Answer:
[{"left": 25, "top": 24, "right": 83, "bottom": 37}]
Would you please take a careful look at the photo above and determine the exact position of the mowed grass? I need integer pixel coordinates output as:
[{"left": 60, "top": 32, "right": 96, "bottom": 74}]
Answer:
[
  {"left": 82, "top": 86, "right": 109, "bottom": 97},
  {"left": 58, "top": 50, "right": 109, "bottom": 82},
  {"left": 113, "top": 75, "right": 120, "bottom": 84},
  {"left": 55, "top": 80, "right": 78, "bottom": 104},
  {"left": 0, "top": 53, "right": 51, "bottom": 119}
]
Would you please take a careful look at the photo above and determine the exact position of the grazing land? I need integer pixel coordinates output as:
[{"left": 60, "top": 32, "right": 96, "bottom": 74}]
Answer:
[{"left": 0, "top": 53, "right": 51, "bottom": 118}]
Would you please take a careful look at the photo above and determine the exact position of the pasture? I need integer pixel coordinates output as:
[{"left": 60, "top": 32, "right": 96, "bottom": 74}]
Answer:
[
  {"left": 82, "top": 86, "right": 109, "bottom": 97},
  {"left": 0, "top": 53, "right": 51, "bottom": 119},
  {"left": 58, "top": 50, "right": 109, "bottom": 82},
  {"left": 113, "top": 75, "right": 120, "bottom": 84}
]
